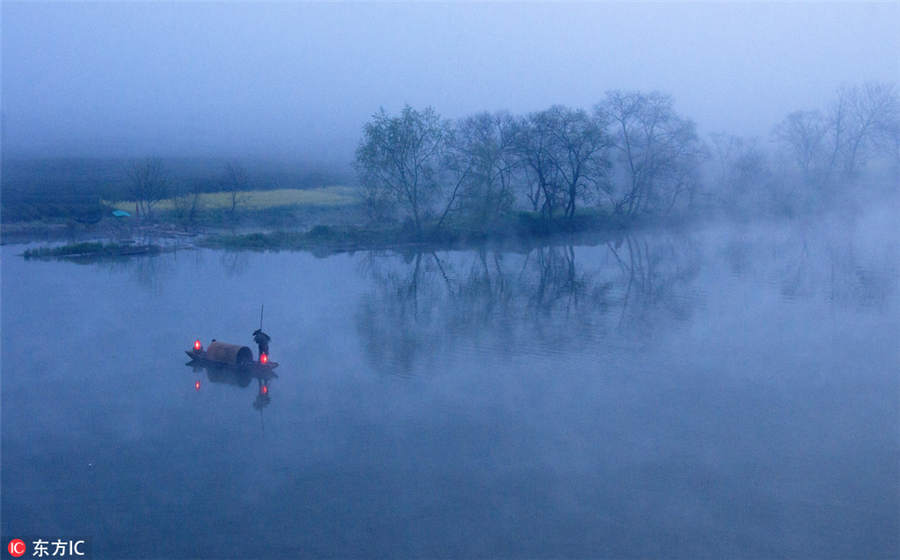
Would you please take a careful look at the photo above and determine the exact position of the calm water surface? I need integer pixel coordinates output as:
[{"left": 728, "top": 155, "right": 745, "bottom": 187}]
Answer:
[{"left": 3, "top": 214, "right": 898, "bottom": 558}]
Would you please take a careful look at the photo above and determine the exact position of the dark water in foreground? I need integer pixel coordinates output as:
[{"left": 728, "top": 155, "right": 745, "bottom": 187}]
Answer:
[{"left": 3, "top": 213, "right": 899, "bottom": 559}]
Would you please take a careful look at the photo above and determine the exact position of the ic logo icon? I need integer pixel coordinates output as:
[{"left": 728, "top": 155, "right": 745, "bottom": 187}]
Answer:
[{"left": 7, "top": 539, "right": 26, "bottom": 558}]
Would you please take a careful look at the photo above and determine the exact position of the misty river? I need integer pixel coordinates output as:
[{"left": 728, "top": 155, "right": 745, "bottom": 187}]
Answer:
[{"left": 2, "top": 210, "right": 898, "bottom": 558}]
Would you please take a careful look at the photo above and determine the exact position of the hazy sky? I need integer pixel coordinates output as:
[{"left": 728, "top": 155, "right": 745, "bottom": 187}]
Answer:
[{"left": 2, "top": 2, "right": 898, "bottom": 162}]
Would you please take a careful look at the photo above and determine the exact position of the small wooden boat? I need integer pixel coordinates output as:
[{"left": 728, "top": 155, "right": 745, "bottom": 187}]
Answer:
[{"left": 185, "top": 340, "right": 279, "bottom": 377}]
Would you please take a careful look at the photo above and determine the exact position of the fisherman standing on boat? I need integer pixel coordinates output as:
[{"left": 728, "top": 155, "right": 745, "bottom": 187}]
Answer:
[{"left": 252, "top": 329, "right": 271, "bottom": 360}]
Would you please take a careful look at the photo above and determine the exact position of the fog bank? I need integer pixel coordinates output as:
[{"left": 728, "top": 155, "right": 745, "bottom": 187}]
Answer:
[{"left": 2, "top": 2, "right": 898, "bottom": 162}]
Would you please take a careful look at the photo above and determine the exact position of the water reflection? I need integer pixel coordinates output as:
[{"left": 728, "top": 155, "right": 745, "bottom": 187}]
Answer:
[
  {"left": 715, "top": 220, "right": 898, "bottom": 307},
  {"left": 606, "top": 233, "right": 702, "bottom": 329},
  {"left": 71, "top": 250, "right": 177, "bottom": 294},
  {"left": 355, "top": 220, "right": 897, "bottom": 377},
  {"left": 218, "top": 250, "right": 251, "bottom": 278},
  {"left": 3, "top": 215, "right": 898, "bottom": 559},
  {"left": 186, "top": 361, "right": 275, "bottom": 413},
  {"left": 356, "top": 232, "right": 704, "bottom": 376}
]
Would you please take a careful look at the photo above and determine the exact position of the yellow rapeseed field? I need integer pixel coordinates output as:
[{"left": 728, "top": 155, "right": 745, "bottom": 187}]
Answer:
[{"left": 109, "top": 186, "right": 360, "bottom": 212}]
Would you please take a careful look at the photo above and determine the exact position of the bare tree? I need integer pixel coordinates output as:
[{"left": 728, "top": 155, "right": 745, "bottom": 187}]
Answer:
[
  {"left": 877, "top": 119, "right": 900, "bottom": 175},
  {"left": 776, "top": 82, "right": 900, "bottom": 184},
  {"left": 772, "top": 110, "right": 827, "bottom": 182},
  {"left": 823, "top": 87, "right": 853, "bottom": 182},
  {"left": 709, "top": 132, "right": 744, "bottom": 186},
  {"left": 446, "top": 111, "right": 520, "bottom": 228},
  {"left": 838, "top": 82, "right": 900, "bottom": 177},
  {"left": 223, "top": 161, "right": 251, "bottom": 217},
  {"left": 172, "top": 181, "right": 204, "bottom": 223},
  {"left": 543, "top": 106, "right": 611, "bottom": 219},
  {"left": 355, "top": 105, "right": 449, "bottom": 236},
  {"left": 601, "top": 91, "right": 704, "bottom": 217},
  {"left": 127, "top": 158, "right": 169, "bottom": 218},
  {"left": 709, "top": 133, "right": 773, "bottom": 214},
  {"left": 513, "top": 110, "right": 566, "bottom": 220}
]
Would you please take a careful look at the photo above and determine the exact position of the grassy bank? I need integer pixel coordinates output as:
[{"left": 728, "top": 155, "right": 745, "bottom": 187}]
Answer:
[
  {"left": 202, "top": 209, "right": 627, "bottom": 254},
  {"left": 23, "top": 242, "right": 162, "bottom": 259},
  {"left": 203, "top": 226, "right": 398, "bottom": 252},
  {"left": 10, "top": 186, "right": 640, "bottom": 256}
]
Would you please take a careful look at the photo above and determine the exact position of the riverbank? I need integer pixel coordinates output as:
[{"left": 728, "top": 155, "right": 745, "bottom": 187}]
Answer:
[
  {"left": 11, "top": 212, "right": 626, "bottom": 261},
  {"left": 1, "top": 198, "right": 366, "bottom": 246},
  {"left": 8, "top": 207, "right": 688, "bottom": 259},
  {"left": 201, "top": 210, "right": 637, "bottom": 254},
  {"left": 22, "top": 241, "right": 164, "bottom": 259},
  {"left": 1, "top": 185, "right": 364, "bottom": 244}
]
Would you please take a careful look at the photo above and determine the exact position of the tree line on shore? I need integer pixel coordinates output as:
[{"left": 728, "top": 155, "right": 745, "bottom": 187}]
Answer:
[
  {"left": 5, "top": 82, "right": 896, "bottom": 230},
  {"left": 355, "top": 83, "right": 900, "bottom": 236}
]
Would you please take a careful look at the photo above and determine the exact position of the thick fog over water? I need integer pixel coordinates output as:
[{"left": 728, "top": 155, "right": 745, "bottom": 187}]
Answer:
[
  {"left": 3, "top": 3, "right": 900, "bottom": 558},
  {"left": 3, "top": 208, "right": 899, "bottom": 558},
  {"left": 2, "top": 2, "right": 898, "bottom": 161}
]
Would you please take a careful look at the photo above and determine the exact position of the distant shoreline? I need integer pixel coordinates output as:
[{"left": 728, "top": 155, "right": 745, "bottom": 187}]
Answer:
[{"left": 7, "top": 207, "right": 704, "bottom": 260}]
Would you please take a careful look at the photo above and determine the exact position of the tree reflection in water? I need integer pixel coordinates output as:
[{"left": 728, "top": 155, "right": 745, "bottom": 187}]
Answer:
[{"left": 355, "top": 232, "right": 703, "bottom": 376}]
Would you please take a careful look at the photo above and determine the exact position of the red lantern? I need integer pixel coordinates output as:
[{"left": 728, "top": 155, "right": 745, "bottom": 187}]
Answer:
[
  {"left": 194, "top": 339, "right": 202, "bottom": 351},
  {"left": 194, "top": 380, "right": 201, "bottom": 391},
  {"left": 261, "top": 385, "right": 269, "bottom": 395},
  {"left": 260, "top": 353, "right": 268, "bottom": 364}
]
